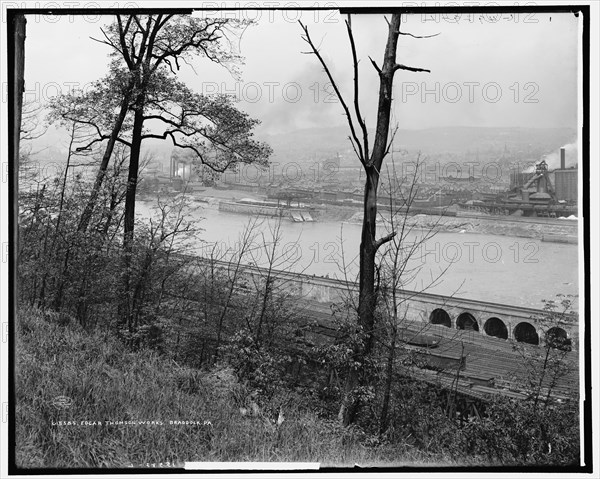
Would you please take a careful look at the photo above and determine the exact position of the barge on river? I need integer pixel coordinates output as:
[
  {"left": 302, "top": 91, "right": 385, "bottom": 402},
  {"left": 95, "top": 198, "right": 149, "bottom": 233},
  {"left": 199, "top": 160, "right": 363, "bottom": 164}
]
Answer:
[{"left": 218, "top": 198, "right": 315, "bottom": 222}]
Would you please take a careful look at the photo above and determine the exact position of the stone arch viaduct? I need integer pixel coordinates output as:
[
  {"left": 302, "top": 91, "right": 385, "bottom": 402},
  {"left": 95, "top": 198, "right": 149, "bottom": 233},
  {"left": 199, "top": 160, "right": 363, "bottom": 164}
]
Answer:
[
  {"left": 283, "top": 272, "right": 578, "bottom": 349},
  {"left": 187, "top": 256, "right": 579, "bottom": 350}
]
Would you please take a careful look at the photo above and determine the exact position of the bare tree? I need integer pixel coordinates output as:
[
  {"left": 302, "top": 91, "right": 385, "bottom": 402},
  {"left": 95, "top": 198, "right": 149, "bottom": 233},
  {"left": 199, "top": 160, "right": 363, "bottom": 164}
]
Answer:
[
  {"left": 11, "top": 13, "right": 26, "bottom": 311},
  {"left": 243, "top": 216, "right": 309, "bottom": 346},
  {"left": 300, "top": 13, "right": 435, "bottom": 425},
  {"left": 11, "top": 12, "right": 26, "bottom": 166},
  {"left": 212, "top": 217, "right": 263, "bottom": 362},
  {"left": 376, "top": 156, "right": 449, "bottom": 432},
  {"left": 512, "top": 295, "right": 578, "bottom": 408}
]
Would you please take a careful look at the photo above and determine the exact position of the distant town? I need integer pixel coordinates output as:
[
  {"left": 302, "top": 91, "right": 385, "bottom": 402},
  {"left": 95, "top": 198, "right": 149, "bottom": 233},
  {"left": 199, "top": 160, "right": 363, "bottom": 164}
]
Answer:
[{"left": 140, "top": 143, "right": 578, "bottom": 221}]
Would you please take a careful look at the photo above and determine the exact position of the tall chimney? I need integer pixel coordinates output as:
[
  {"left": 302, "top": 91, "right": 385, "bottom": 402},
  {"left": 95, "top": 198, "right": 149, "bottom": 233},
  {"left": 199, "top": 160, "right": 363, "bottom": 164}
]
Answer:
[{"left": 560, "top": 148, "right": 566, "bottom": 170}]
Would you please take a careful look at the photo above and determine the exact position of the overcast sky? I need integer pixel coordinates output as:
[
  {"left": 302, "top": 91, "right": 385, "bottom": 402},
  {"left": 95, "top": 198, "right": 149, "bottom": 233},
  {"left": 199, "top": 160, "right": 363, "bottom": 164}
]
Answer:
[{"left": 23, "top": 8, "right": 580, "bottom": 136}]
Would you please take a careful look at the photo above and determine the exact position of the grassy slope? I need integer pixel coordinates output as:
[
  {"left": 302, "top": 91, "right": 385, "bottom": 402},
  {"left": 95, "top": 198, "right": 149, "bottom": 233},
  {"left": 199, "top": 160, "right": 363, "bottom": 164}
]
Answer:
[{"left": 16, "top": 307, "right": 457, "bottom": 469}]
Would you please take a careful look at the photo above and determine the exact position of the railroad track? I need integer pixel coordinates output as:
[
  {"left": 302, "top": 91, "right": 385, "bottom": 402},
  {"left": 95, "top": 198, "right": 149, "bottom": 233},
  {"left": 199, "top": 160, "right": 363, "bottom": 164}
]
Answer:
[
  {"left": 295, "top": 299, "right": 579, "bottom": 402},
  {"left": 167, "top": 256, "right": 579, "bottom": 401}
]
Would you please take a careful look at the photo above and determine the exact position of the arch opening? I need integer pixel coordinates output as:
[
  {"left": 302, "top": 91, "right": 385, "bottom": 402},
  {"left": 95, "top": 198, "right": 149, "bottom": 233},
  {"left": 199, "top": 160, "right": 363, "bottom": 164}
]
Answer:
[
  {"left": 430, "top": 308, "right": 451, "bottom": 328},
  {"left": 484, "top": 317, "right": 508, "bottom": 339},
  {"left": 456, "top": 312, "right": 479, "bottom": 332},
  {"left": 514, "top": 322, "right": 539, "bottom": 345}
]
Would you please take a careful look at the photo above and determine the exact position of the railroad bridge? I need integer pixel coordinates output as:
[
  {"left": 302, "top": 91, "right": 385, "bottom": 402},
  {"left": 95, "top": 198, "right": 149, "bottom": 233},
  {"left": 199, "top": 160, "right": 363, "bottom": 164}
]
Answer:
[
  {"left": 289, "top": 274, "right": 578, "bottom": 348},
  {"left": 186, "top": 256, "right": 579, "bottom": 350}
]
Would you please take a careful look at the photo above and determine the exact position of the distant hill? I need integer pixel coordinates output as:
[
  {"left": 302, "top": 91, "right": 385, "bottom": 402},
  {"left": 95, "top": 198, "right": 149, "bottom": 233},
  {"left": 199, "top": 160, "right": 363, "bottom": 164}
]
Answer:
[
  {"left": 25, "top": 125, "right": 578, "bottom": 169},
  {"left": 258, "top": 126, "right": 578, "bottom": 163}
]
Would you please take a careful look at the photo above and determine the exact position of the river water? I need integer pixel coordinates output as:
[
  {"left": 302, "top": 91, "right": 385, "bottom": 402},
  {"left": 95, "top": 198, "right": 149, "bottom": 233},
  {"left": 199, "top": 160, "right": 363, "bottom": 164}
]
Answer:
[{"left": 137, "top": 199, "right": 579, "bottom": 310}]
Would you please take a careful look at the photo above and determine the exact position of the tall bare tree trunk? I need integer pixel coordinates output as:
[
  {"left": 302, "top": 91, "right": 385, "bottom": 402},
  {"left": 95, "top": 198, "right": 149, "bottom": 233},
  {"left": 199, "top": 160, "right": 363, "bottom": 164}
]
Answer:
[
  {"left": 340, "top": 13, "right": 402, "bottom": 426},
  {"left": 122, "top": 98, "right": 146, "bottom": 331},
  {"left": 302, "top": 13, "right": 430, "bottom": 423},
  {"left": 78, "top": 91, "right": 131, "bottom": 232},
  {"left": 11, "top": 13, "right": 26, "bottom": 309},
  {"left": 124, "top": 101, "right": 145, "bottom": 247},
  {"left": 11, "top": 13, "right": 26, "bottom": 165}
]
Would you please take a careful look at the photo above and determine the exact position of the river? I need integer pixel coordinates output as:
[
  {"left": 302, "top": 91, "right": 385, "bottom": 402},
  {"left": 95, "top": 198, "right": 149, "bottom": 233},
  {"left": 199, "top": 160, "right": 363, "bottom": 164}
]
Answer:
[{"left": 137, "top": 198, "right": 579, "bottom": 310}]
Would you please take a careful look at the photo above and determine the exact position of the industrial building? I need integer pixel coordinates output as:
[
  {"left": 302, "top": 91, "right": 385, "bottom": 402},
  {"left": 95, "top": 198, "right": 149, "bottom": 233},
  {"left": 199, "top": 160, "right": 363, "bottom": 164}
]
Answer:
[{"left": 554, "top": 149, "right": 578, "bottom": 203}]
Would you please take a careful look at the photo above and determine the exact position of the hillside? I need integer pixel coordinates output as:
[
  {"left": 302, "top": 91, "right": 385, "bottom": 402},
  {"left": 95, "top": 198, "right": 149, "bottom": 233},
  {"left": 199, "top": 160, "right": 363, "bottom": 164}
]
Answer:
[
  {"left": 15, "top": 305, "right": 580, "bottom": 469},
  {"left": 25, "top": 125, "right": 577, "bottom": 170},
  {"left": 14, "top": 307, "right": 446, "bottom": 468},
  {"left": 258, "top": 126, "right": 577, "bottom": 164}
]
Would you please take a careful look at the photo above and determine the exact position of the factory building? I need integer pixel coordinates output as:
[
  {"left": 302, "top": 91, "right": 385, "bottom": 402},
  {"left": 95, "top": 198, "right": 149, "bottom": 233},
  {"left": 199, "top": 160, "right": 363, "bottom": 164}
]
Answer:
[{"left": 554, "top": 148, "right": 578, "bottom": 203}]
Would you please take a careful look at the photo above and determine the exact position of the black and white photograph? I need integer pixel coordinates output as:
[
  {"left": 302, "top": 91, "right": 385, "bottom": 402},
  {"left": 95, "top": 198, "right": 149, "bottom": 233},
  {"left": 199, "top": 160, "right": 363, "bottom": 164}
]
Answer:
[{"left": 1, "top": 1, "right": 598, "bottom": 475}]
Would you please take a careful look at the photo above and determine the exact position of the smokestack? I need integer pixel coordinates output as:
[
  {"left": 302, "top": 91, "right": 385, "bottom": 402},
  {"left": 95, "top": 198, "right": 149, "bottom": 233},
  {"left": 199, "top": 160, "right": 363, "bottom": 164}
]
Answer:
[{"left": 560, "top": 148, "right": 566, "bottom": 170}]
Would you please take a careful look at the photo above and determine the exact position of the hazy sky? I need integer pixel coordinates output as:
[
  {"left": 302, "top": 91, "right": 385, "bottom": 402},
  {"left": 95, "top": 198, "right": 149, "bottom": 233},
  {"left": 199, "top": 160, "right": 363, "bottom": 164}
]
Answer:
[{"left": 23, "top": 8, "right": 580, "bottom": 136}]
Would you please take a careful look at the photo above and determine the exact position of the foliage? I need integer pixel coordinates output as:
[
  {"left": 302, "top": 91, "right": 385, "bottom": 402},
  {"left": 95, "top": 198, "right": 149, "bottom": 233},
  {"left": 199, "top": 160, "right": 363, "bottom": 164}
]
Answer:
[
  {"left": 460, "top": 396, "right": 579, "bottom": 465},
  {"left": 16, "top": 12, "right": 580, "bottom": 468},
  {"left": 50, "top": 70, "right": 272, "bottom": 175},
  {"left": 219, "top": 331, "right": 293, "bottom": 398},
  {"left": 15, "top": 306, "right": 431, "bottom": 467},
  {"left": 512, "top": 294, "right": 578, "bottom": 407},
  {"left": 17, "top": 133, "right": 580, "bottom": 469},
  {"left": 16, "top": 306, "right": 579, "bottom": 468}
]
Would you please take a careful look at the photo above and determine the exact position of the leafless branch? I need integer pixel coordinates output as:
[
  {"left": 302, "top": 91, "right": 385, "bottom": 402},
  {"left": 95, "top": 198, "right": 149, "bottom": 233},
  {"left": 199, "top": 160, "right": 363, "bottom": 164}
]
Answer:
[
  {"left": 393, "top": 64, "right": 431, "bottom": 73},
  {"left": 116, "top": 15, "right": 135, "bottom": 69},
  {"left": 89, "top": 28, "right": 123, "bottom": 56},
  {"left": 348, "top": 135, "right": 361, "bottom": 160},
  {"left": 399, "top": 31, "right": 440, "bottom": 39},
  {"left": 142, "top": 131, "right": 235, "bottom": 173},
  {"left": 374, "top": 231, "right": 397, "bottom": 251},
  {"left": 368, "top": 56, "right": 382, "bottom": 74},
  {"left": 299, "top": 20, "right": 366, "bottom": 168},
  {"left": 346, "top": 16, "right": 370, "bottom": 162},
  {"left": 75, "top": 135, "right": 132, "bottom": 152},
  {"left": 384, "top": 124, "right": 399, "bottom": 158}
]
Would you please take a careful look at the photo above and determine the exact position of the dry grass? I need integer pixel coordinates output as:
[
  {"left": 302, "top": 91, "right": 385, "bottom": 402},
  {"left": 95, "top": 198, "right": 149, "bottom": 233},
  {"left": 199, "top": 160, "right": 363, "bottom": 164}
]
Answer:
[{"left": 16, "top": 306, "right": 461, "bottom": 469}]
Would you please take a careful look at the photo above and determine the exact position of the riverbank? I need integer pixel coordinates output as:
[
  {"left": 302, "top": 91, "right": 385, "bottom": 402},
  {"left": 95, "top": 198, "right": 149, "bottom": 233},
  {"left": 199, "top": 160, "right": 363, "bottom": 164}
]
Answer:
[
  {"left": 147, "top": 188, "right": 579, "bottom": 243},
  {"left": 344, "top": 211, "right": 578, "bottom": 242}
]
